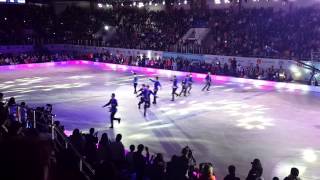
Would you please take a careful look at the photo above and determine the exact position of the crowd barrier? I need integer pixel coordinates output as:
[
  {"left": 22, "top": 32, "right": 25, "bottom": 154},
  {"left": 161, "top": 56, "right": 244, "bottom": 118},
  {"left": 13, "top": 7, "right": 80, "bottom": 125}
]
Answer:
[
  {"left": 44, "top": 44, "right": 318, "bottom": 82},
  {"left": 1, "top": 60, "right": 320, "bottom": 93}
]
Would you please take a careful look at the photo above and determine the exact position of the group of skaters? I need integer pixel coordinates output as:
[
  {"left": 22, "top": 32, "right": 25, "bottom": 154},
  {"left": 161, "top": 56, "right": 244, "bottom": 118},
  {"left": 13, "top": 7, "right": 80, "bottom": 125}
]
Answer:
[{"left": 103, "top": 72, "right": 212, "bottom": 128}]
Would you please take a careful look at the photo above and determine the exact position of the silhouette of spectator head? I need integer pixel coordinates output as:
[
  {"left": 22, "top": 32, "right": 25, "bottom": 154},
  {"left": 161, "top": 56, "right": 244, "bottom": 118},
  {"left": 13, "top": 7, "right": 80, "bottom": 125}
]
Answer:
[
  {"left": 228, "top": 165, "right": 236, "bottom": 175},
  {"left": 100, "top": 133, "right": 109, "bottom": 142},
  {"left": 89, "top": 128, "right": 95, "bottom": 135},
  {"left": 115, "top": 133, "right": 122, "bottom": 142},
  {"left": 72, "top": 128, "right": 80, "bottom": 136},
  {"left": 290, "top": 167, "right": 299, "bottom": 177},
  {"left": 272, "top": 177, "right": 279, "bottom": 180},
  {"left": 137, "top": 144, "right": 144, "bottom": 153},
  {"left": 251, "top": 158, "right": 262, "bottom": 169},
  {"left": 181, "top": 146, "right": 190, "bottom": 157},
  {"left": 20, "top": 102, "right": 26, "bottom": 107},
  {"left": 0, "top": 92, "right": 3, "bottom": 101},
  {"left": 201, "top": 163, "right": 214, "bottom": 178},
  {"left": 129, "top": 144, "right": 135, "bottom": 152},
  {"left": 8, "top": 97, "right": 15, "bottom": 106},
  {"left": 154, "top": 153, "right": 164, "bottom": 163}
]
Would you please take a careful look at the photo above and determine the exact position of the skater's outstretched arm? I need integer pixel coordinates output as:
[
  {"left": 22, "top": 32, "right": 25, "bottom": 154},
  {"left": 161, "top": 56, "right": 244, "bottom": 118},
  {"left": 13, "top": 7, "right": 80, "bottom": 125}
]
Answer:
[
  {"left": 102, "top": 99, "right": 111, "bottom": 107},
  {"left": 137, "top": 92, "right": 143, "bottom": 97}
]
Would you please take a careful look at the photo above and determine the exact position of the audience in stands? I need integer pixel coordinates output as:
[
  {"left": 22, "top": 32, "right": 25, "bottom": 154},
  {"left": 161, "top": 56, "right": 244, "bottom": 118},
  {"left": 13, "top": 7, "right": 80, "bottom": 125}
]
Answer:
[
  {"left": 1, "top": 5, "right": 320, "bottom": 60},
  {"left": 0, "top": 53, "right": 74, "bottom": 65},
  {"left": 97, "top": 132, "right": 112, "bottom": 163},
  {"left": 284, "top": 167, "right": 301, "bottom": 180},
  {"left": 246, "top": 158, "right": 264, "bottom": 180},
  {"left": 224, "top": 165, "right": 241, "bottom": 180},
  {"left": 0, "top": 52, "right": 293, "bottom": 83},
  {"left": 199, "top": 163, "right": 216, "bottom": 180}
]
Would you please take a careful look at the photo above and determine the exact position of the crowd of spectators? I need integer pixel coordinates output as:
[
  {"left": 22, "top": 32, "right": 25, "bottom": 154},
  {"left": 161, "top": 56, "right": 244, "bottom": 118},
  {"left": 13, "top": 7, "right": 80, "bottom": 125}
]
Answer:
[
  {"left": 197, "top": 8, "right": 320, "bottom": 60},
  {"left": 0, "top": 93, "right": 302, "bottom": 180},
  {"left": 0, "top": 52, "right": 293, "bottom": 82},
  {"left": 95, "top": 53, "right": 293, "bottom": 82},
  {"left": 1, "top": 4, "right": 320, "bottom": 60},
  {"left": 0, "top": 53, "right": 73, "bottom": 65}
]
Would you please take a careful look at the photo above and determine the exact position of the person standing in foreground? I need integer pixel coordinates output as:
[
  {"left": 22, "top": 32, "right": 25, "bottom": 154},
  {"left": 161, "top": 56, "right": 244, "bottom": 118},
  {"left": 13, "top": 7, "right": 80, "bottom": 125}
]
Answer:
[
  {"left": 102, "top": 93, "right": 121, "bottom": 128},
  {"left": 202, "top": 72, "right": 212, "bottom": 91},
  {"left": 171, "top": 75, "right": 179, "bottom": 101},
  {"left": 149, "top": 76, "right": 161, "bottom": 104},
  {"left": 133, "top": 72, "right": 138, "bottom": 94}
]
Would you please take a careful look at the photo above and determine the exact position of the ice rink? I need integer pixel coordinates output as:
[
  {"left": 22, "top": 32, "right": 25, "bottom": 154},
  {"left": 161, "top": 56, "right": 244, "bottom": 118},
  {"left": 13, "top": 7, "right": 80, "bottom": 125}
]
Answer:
[{"left": 0, "top": 62, "right": 319, "bottom": 179}]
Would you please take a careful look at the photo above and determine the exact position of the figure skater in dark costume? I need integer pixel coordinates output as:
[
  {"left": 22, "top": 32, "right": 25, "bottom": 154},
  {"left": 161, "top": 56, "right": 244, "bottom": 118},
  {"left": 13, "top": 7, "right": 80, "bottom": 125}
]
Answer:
[
  {"left": 202, "top": 72, "right": 212, "bottom": 91},
  {"left": 132, "top": 72, "right": 138, "bottom": 94},
  {"left": 171, "top": 75, "right": 179, "bottom": 101},
  {"left": 137, "top": 85, "right": 155, "bottom": 117},
  {"left": 102, "top": 93, "right": 121, "bottom": 128},
  {"left": 179, "top": 79, "right": 187, "bottom": 97},
  {"left": 137, "top": 84, "right": 146, "bottom": 109},
  {"left": 149, "top": 76, "right": 161, "bottom": 104},
  {"left": 187, "top": 73, "right": 193, "bottom": 94}
]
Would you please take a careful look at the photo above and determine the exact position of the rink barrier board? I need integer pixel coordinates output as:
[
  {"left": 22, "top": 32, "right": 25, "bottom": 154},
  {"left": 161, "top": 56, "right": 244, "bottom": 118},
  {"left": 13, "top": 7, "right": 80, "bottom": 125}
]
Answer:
[{"left": 1, "top": 60, "right": 320, "bottom": 93}]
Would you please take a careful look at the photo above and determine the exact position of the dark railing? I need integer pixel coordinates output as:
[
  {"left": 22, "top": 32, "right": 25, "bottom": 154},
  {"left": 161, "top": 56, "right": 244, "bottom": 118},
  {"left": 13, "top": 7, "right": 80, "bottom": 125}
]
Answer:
[
  {"left": 51, "top": 116, "right": 96, "bottom": 180},
  {"left": 4, "top": 103, "right": 95, "bottom": 180}
]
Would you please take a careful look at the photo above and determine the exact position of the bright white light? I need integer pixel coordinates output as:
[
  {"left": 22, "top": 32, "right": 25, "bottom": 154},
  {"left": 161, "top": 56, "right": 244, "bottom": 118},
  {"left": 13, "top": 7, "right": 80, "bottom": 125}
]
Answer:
[
  {"left": 178, "top": 2, "right": 181, "bottom": 5},
  {"left": 162, "top": 1, "right": 165, "bottom": 5},
  {"left": 215, "top": 0, "right": 221, "bottom": 4},
  {"left": 274, "top": 163, "right": 306, "bottom": 178},
  {"left": 184, "top": 0, "right": 187, "bottom": 4},
  {"left": 225, "top": 0, "right": 230, "bottom": 3},
  {"left": 290, "top": 65, "right": 302, "bottom": 78},
  {"left": 237, "top": 116, "right": 274, "bottom": 130},
  {"left": 143, "top": 123, "right": 173, "bottom": 130},
  {"left": 302, "top": 149, "right": 318, "bottom": 163},
  {"left": 128, "top": 133, "right": 150, "bottom": 140},
  {"left": 147, "top": 50, "right": 152, "bottom": 59},
  {"left": 155, "top": 3, "right": 158, "bottom": 6},
  {"left": 133, "top": 1, "right": 137, "bottom": 6},
  {"left": 97, "top": 3, "right": 103, "bottom": 8},
  {"left": 104, "top": 25, "right": 109, "bottom": 31},
  {"left": 138, "top": 2, "right": 144, "bottom": 8},
  {"left": 149, "top": 1, "right": 152, "bottom": 5},
  {"left": 121, "top": 3, "right": 124, "bottom": 6}
]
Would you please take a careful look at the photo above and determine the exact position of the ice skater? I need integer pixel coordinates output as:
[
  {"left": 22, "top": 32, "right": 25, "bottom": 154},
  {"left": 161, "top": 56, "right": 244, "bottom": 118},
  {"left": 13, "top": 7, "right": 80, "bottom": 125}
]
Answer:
[
  {"left": 137, "top": 84, "right": 146, "bottom": 109},
  {"left": 187, "top": 73, "right": 193, "bottom": 94},
  {"left": 137, "top": 85, "right": 155, "bottom": 117},
  {"left": 102, "top": 93, "right": 121, "bottom": 128},
  {"left": 171, "top": 75, "right": 179, "bottom": 101},
  {"left": 132, "top": 72, "right": 138, "bottom": 94},
  {"left": 179, "top": 79, "right": 187, "bottom": 97},
  {"left": 149, "top": 76, "right": 161, "bottom": 104},
  {"left": 202, "top": 72, "right": 212, "bottom": 91}
]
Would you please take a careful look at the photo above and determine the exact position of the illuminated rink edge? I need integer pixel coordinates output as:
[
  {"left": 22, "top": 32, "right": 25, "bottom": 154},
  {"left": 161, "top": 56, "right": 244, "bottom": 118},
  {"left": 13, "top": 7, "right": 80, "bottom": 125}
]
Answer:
[{"left": 1, "top": 60, "right": 320, "bottom": 93}]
